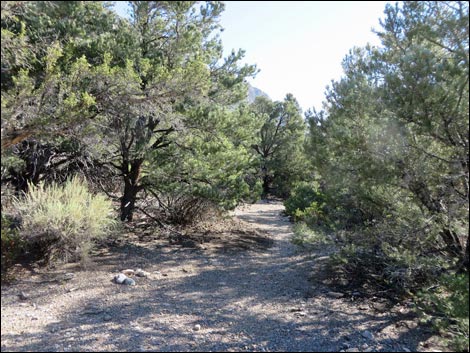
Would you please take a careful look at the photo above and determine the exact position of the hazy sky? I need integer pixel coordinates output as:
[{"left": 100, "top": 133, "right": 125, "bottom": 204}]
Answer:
[
  {"left": 219, "top": 1, "right": 391, "bottom": 112},
  {"left": 113, "top": 1, "right": 391, "bottom": 112}
]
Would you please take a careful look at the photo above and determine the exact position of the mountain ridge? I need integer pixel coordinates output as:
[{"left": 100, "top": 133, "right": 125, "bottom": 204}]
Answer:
[{"left": 247, "top": 83, "right": 269, "bottom": 103}]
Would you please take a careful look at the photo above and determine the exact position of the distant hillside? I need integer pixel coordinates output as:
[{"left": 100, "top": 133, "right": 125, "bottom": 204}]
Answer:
[{"left": 247, "top": 84, "right": 270, "bottom": 103}]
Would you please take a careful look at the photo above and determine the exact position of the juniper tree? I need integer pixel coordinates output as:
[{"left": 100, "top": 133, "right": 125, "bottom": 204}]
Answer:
[{"left": 250, "top": 94, "right": 307, "bottom": 197}]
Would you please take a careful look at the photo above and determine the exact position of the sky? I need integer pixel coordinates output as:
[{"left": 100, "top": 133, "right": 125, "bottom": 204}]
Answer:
[
  {"left": 113, "top": 1, "right": 391, "bottom": 112},
  {"left": 218, "top": 1, "right": 391, "bottom": 112}
]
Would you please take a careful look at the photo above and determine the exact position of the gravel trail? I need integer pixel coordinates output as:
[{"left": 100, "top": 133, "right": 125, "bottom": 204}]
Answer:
[{"left": 1, "top": 201, "right": 441, "bottom": 352}]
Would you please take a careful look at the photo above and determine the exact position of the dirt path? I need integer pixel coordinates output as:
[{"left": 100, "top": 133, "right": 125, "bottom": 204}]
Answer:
[{"left": 1, "top": 201, "right": 441, "bottom": 352}]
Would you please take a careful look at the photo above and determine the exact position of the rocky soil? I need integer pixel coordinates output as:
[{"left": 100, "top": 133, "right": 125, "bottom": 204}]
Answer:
[{"left": 1, "top": 201, "right": 446, "bottom": 352}]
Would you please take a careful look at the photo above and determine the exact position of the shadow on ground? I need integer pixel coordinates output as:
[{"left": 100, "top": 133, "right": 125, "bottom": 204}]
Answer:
[{"left": 1, "top": 203, "right": 438, "bottom": 352}]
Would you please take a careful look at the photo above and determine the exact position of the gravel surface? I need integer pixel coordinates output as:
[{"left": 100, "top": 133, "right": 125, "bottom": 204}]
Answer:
[{"left": 1, "top": 201, "right": 445, "bottom": 352}]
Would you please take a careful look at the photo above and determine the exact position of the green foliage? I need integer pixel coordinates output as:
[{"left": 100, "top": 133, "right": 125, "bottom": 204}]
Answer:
[
  {"left": 81, "top": 2, "right": 258, "bottom": 221},
  {"left": 1, "top": 1, "right": 259, "bottom": 223},
  {"left": 304, "top": 0, "right": 468, "bottom": 277},
  {"left": 417, "top": 274, "right": 469, "bottom": 352},
  {"left": 250, "top": 94, "right": 308, "bottom": 197},
  {"left": 330, "top": 231, "right": 448, "bottom": 292},
  {"left": 250, "top": 180, "right": 264, "bottom": 203},
  {"left": 1, "top": 1, "right": 118, "bottom": 148},
  {"left": 291, "top": 7, "right": 470, "bottom": 351},
  {"left": 284, "top": 181, "right": 325, "bottom": 221},
  {"left": 13, "top": 176, "right": 116, "bottom": 265},
  {"left": 1, "top": 214, "right": 24, "bottom": 279},
  {"left": 291, "top": 222, "right": 331, "bottom": 248},
  {"left": 143, "top": 104, "right": 263, "bottom": 223},
  {"left": 1, "top": 2, "right": 33, "bottom": 74}
]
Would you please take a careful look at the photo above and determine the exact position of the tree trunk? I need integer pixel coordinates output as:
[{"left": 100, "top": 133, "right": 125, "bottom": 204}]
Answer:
[
  {"left": 120, "top": 159, "right": 143, "bottom": 222},
  {"left": 440, "top": 228, "right": 464, "bottom": 257},
  {"left": 458, "top": 235, "right": 469, "bottom": 273},
  {"left": 261, "top": 165, "right": 270, "bottom": 196},
  {"left": 1, "top": 128, "right": 34, "bottom": 150},
  {"left": 262, "top": 175, "right": 270, "bottom": 196},
  {"left": 120, "top": 181, "right": 139, "bottom": 221}
]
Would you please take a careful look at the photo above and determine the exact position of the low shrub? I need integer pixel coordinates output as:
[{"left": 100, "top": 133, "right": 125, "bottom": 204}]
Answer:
[
  {"left": 328, "top": 228, "right": 446, "bottom": 294},
  {"left": 160, "top": 195, "right": 213, "bottom": 225},
  {"left": 13, "top": 176, "right": 116, "bottom": 266},
  {"left": 1, "top": 214, "right": 25, "bottom": 279},
  {"left": 417, "top": 273, "right": 469, "bottom": 352},
  {"left": 291, "top": 222, "right": 331, "bottom": 247},
  {"left": 146, "top": 187, "right": 216, "bottom": 226},
  {"left": 284, "top": 181, "right": 324, "bottom": 217}
]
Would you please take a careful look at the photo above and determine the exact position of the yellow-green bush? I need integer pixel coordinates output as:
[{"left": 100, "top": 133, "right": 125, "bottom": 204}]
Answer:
[{"left": 13, "top": 176, "right": 116, "bottom": 265}]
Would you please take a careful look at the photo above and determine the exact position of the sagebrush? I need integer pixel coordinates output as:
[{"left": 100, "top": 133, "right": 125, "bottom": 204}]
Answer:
[{"left": 13, "top": 176, "right": 116, "bottom": 265}]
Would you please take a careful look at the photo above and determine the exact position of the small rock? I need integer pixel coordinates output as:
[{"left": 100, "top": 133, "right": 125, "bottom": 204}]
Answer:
[
  {"left": 342, "top": 342, "right": 351, "bottom": 350},
  {"left": 352, "top": 291, "right": 362, "bottom": 297},
  {"left": 122, "top": 269, "right": 135, "bottom": 276},
  {"left": 345, "top": 348, "right": 360, "bottom": 352},
  {"left": 358, "top": 305, "right": 369, "bottom": 310},
  {"left": 67, "top": 288, "right": 77, "bottom": 293},
  {"left": 103, "top": 314, "right": 113, "bottom": 321},
  {"left": 123, "top": 278, "right": 136, "bottom": 286},
  {"left": 373, "top": 302, "right": 388, "bottom": 312},
  {"left": 135, "top": 269, "right": 148, "bottom": 277},
  {"left": 403, "top": 348, "right": 411, "bottom": 352},
  {"left": 114, "top": 273, "right": 127, "bottom": 284},
  {"left": 361, "top": 330, "right": 374, "bottom": 340},
  {"left": 193, "top": 324, "right": 201, "bottom": 331},
  {"left": 328, "top": 291, "right": 344, "bottom": 298},
  {"left": 162, "top": 273, "right": 168, "bottom": 277},
  {"left": 18, "top": 291, "right": 29, "bottom": 300},
  {"left": 18, "top": 303, "right": 29, "bottom": 307},
  {"left": 63, "top": 273, "right": 75, "bottom": 280},
  {"left": 295, "top": 311, "right": 307, "bottom": 317},
  {"left": 363, "top": 347, "right": 375, "bottom": 352}
]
